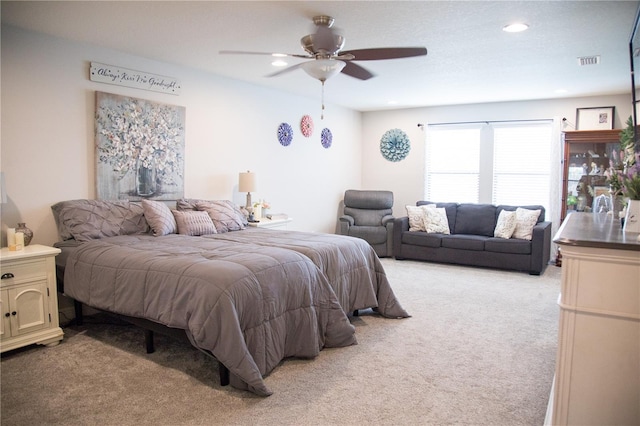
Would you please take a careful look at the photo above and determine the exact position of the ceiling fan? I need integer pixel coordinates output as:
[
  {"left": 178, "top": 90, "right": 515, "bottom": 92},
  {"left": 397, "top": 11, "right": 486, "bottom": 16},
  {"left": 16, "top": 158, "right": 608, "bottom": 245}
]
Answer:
[
  {"left": 220, "top": 15, "right": 427, "bottom": 118},
  {"left": 220, "top": 15, "right": 428, "bottom": 82}
]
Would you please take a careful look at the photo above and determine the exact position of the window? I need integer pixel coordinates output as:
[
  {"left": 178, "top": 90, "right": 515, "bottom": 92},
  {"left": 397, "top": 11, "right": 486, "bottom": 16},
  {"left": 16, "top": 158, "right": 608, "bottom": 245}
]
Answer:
[
  {"left": 425, "top": 121, "right": 552, "bottom": 212},
  {"left": 425, "top": 126, "right": 481, "bottom": 203}
]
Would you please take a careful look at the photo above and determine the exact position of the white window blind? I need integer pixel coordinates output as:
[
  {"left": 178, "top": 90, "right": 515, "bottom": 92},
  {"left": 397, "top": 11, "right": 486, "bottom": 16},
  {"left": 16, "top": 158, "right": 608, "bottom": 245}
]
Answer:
[
  {"left": 492, "top": 124, "right": 552, "bottom": 209},
  {"left": 425, "top": 127, "right": 481, "bottom": 203},
  {"left": 425, "top": 121, "right": 552, "bottom": 213}
]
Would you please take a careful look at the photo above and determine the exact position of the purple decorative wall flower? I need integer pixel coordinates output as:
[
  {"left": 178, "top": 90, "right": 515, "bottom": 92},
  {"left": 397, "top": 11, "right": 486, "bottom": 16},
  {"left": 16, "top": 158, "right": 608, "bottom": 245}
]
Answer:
[
  {"left": 321, "top": 128, "right": 332, "bottom": 149},
  {"left": 277, "top": 122, "right": 293, "bottom": 146}
]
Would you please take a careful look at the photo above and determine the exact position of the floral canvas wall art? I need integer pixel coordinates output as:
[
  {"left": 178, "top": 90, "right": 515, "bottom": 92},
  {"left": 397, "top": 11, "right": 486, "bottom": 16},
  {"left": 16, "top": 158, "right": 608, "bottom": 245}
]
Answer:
[{"left": 95, "top": 91, "right": 185, "bottom": 200}]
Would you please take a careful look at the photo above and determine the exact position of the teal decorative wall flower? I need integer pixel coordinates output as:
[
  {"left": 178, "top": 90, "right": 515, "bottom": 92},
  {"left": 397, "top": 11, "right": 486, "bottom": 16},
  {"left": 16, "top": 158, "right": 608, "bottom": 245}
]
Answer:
[{"left": 380, "top": 128, "right": 410, "bottom": 162}]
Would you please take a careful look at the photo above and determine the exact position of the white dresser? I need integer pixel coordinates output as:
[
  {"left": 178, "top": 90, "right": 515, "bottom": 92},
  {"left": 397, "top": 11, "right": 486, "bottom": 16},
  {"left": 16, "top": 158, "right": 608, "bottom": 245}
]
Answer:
[
  {"left": 0, "top": 244, "right": 63, "bottom": 352},
  {"left": 549, "top": 213, "right": 640, "bottom": 425}
]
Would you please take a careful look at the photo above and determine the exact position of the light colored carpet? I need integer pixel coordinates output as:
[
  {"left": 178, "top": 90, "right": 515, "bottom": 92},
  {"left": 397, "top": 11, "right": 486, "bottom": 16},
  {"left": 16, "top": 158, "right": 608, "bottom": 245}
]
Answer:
[{"left": 1, "top": 259, "right": 561, "bottom": 426}]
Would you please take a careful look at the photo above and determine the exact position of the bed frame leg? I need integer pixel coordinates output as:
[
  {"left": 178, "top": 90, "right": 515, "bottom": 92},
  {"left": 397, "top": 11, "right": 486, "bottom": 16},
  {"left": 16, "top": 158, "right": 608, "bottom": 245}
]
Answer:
[
  {"left": 74, "top": 300, "right": 84, "bottom": 325},
  {"left": 145, "top": 330, "right": 155, "bottom": 354},
  {"left": 219, "top": 361, "right": 229, "bottom": 386}
]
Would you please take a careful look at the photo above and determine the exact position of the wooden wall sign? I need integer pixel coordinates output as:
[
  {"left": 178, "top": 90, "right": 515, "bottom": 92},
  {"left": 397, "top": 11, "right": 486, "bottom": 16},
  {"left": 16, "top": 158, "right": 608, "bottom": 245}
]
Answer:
[{"left": 90, "top": 62, "right": 181, "bottom": 95}]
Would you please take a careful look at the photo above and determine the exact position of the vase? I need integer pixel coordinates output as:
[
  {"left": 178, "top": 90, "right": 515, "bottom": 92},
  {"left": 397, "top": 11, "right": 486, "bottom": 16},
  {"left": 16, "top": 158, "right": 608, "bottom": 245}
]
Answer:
[
  {"left": 15, "top": 223, "right": 33, "bottom": 246},
  {"left": 611, "top": 195, "right": 625, "bottom": 219},
  {"left": 136, "top": 158, "right": 157, "bottom": 197},
  {"left": 623, "top": 199, "right": 640, "bottom": 233},
  {"left": 254, "top": 205, "right": 262, "bottom": 219}
]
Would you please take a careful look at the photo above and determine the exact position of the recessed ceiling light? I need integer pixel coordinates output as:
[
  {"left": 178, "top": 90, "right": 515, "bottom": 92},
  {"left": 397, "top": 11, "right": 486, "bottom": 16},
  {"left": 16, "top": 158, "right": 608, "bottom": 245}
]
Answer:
[
  {"left": 271, "top": 60, "right": 288, "bottom": 67},
  {"left": 503, "top": 23, "right": 529, "bottom": 33},
  {"left": 555, "top": 89, "right": 569, "bottom": 94},
  {"left": 387, "top": 100, "right": 398, "bottom": 105},
  {"left": 272, "top": 53, "right": 287, "bottom": 57}
]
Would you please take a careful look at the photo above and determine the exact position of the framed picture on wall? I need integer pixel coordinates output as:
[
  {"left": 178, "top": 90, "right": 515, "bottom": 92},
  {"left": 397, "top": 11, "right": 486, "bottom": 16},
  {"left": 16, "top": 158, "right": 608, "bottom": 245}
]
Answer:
[
  {"left": 576, "top": 106, "right": 615, "bottom": 130},
  {"left": 95, "top": 91, "right": 186, "bottom": 200}
]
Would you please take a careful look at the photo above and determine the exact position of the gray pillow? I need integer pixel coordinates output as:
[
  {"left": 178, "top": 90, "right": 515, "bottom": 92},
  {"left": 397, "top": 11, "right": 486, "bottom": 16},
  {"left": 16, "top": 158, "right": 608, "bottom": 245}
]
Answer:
[
  {"left": 51, "top": 199, "right": 149, "bottom": 241},
  {"left": 142, "top": 199, "right": 177, "bottom": 236},
  {"left": 171, "top": 210, "right": 217, "bottom": 236},
  {"left": 195, "top": 200, "right": 247, "bottom": 233}
]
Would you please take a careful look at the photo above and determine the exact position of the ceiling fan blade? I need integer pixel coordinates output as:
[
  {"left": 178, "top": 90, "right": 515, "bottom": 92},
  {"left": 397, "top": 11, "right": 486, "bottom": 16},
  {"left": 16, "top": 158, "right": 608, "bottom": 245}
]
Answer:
[
  {"left": 340, "top": 47, "right": 428, "bottom": 61},
  {"left": 219, "top": 50, "right": 311, "bottom": 59},
  {"left": 265, "top": 62, "right": 306, "bottom": 78},
  {"left": 341, "top": 61, "right": 375, "bottom": 80}
]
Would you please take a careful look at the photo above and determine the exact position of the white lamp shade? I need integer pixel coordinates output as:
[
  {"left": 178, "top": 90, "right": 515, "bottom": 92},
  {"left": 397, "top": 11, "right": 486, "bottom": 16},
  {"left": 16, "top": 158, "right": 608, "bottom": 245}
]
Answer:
[
  {"left": 239, "top": 171, "right": 256, "bottom": 193},
  {"left": 301, "top": 59, "right": 346, "bottom": 82}
]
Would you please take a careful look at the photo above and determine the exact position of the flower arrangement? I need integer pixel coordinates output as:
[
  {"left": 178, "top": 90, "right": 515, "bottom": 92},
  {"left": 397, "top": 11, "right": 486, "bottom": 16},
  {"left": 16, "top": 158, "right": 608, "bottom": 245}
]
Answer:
[
  {"left": 253, "top": 200, "right": 271, "bottom": 210},
  {"left": 621, "top": 155, "right": 640, "bottom": 200},
  {"left": 605, "top": 116, "right": 639, "bottom": 200}
]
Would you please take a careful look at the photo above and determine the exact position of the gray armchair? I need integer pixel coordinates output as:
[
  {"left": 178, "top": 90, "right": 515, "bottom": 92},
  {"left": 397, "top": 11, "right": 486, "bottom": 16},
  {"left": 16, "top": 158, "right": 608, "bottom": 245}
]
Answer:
[{"left": 338, "top": 189, "right": 394, "bottom": 257}]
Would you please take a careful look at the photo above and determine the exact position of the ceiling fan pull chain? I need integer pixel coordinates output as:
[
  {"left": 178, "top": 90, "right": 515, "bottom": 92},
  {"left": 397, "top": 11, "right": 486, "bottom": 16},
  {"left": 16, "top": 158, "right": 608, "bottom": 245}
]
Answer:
[{"left": 321, "top": 80, "right": 325, "bottom": 120}]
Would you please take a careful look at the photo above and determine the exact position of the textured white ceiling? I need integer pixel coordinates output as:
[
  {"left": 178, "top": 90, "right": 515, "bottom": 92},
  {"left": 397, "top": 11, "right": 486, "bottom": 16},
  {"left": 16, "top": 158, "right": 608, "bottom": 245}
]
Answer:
[{"left": 2, "top": 1, "right": 639, "bottom": 111}]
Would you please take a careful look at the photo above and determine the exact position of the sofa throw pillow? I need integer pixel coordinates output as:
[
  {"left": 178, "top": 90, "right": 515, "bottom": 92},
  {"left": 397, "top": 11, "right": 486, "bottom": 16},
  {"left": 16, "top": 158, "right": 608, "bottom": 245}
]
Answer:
[
  {"left": 171, "top": 210, "right": 217, "bottom": 236},
  {"left": 512, "top": 207, "right": 541, "bottom": 240},
  {"left": 423, "top": 207, "right": 450, "bottom": 234},
  {"left": 494, "top": 209, "right": 517, "bottom": 239},
  {"left": 406, "top": 204, "right": 436, "bottom": 232},
  {"left": 406, "top": 205, "right": 426, "bottom": 231},
  {"left": 142, "top": 199, "right": 177, "bottom": 236},
  {"left": 196, "top": 201, "right": 247, "bottom": 233}
]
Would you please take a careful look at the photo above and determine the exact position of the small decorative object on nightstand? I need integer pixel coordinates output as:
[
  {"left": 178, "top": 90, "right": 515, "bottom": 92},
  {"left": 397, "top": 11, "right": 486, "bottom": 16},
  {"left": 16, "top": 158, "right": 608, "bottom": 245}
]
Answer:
[
  {"left": 0, "top": 244, "right": 63, "bottom": 352},
  {"left": 15, "top": 223, "right": 33, "bottom": 246},
  {"left": 247, "top": 215, "right": 292, "bottom": 230}
]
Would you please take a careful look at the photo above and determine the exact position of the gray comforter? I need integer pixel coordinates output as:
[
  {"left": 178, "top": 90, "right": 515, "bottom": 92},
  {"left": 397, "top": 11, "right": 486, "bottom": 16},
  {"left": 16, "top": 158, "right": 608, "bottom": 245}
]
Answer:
[
  {"left": 203, "top": 228, "right": 409, "bottom": 318},
  {"left": 63, "top": 234, "right": 357, "bottom": 396}
]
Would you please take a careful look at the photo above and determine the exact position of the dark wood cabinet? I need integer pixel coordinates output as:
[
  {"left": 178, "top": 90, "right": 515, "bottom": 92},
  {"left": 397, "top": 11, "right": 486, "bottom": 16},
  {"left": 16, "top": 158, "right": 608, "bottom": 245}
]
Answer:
[{"left": 561, "top": 129, "right": 621, "bottom": 222}]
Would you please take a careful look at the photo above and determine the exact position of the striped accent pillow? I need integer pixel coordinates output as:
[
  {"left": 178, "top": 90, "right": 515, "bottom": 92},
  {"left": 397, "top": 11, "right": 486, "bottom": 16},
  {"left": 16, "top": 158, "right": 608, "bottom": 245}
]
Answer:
[{"left": 171, "top": 210, "right": 217, "bottom": 236}]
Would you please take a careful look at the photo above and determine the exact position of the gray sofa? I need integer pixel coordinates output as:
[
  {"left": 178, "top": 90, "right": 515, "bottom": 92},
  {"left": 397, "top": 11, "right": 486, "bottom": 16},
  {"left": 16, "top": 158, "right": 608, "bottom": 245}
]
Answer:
[{"left": 393, "top": 201, "right": 552, "bottom": 275}]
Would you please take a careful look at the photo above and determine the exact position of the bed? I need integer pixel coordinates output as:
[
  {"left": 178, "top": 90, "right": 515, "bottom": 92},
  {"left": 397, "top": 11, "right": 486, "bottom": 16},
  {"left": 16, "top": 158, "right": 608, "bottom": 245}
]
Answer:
[{"left": 52, "top": 198, "right": 409, "bottom": 396}]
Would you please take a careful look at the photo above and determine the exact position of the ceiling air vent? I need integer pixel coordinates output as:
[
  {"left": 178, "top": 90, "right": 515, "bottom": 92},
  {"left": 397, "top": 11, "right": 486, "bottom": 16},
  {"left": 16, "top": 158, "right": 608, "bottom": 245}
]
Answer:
[{"left": 577, "top": 55, "right": 600, "bottom": 66}]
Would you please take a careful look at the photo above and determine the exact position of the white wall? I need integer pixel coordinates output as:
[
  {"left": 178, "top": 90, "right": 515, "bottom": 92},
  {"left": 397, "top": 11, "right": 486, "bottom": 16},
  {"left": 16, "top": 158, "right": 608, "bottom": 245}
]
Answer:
[
  {"left": 1, "top": 25, "right": 362, "bottom": 246},
  {"left": 361, "top": 95, "right": 633, "bottom": 240},
  {"left": 1, "top": 25, "right": 634, "bottom": 251}
]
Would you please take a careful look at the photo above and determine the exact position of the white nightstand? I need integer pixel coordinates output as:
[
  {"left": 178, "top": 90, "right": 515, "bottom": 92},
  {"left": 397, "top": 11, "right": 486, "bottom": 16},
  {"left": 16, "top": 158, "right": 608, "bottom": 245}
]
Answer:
[
  {"left": 0, "top": 244, "right": 64, "bottom": 352},
  {"left": 247, "top": 217, "right": 293, "bottom": 230}
]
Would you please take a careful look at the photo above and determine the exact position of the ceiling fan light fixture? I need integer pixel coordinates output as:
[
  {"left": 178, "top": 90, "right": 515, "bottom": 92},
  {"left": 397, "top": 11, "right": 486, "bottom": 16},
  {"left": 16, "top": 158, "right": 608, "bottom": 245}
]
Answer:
[
  {"left": 301, "top": 59, "right": 346, "bottom": 82},
  {"left": 503, "top": 23, "right": 529, "bottom": 33}
]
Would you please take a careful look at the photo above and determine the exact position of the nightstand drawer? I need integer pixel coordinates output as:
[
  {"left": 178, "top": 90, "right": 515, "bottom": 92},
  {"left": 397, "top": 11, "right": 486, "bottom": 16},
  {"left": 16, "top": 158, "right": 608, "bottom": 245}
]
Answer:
[{"left": 1, "top": 258, "right": 48, "bottom": 286}]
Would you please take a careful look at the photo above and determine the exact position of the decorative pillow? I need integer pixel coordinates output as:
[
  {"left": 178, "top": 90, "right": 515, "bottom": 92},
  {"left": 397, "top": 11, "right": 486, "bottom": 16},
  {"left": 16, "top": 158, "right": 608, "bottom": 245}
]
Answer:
[
  {"left": 512, "top": 207, "right": 541, "bottom": 240},
  {"left": 142, "top": 199, "right": 177, "bottom": 236},
  {"left": 175, "top": 198, "right": 201, "bottom": 211},
  {"left": 423, "top": 207, "right": 450, "bottom": 234},
  {"left": 51, "top": 199, "right": 149, "bottom": 241},
  {"left": 406, "top": 204, "right": 436, "bottom": 232},
  {"left": 195, "top": 201, "right": 247, "bottom": 233},
  {"left": 406, "top": 205, "right": 426, "bottom": 231},
  {"left": 171, "top": 210, "right": 217, "bottom": 236},
  {"left": 494, "top": 210, "right": 517, "bottom": 239}
]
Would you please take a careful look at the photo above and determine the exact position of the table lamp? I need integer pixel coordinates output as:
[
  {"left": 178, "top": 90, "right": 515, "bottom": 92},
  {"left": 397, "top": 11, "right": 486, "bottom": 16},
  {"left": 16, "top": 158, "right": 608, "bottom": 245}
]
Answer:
[{"left": 238, "top": 171, "right": 256, "bottom": 210}]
